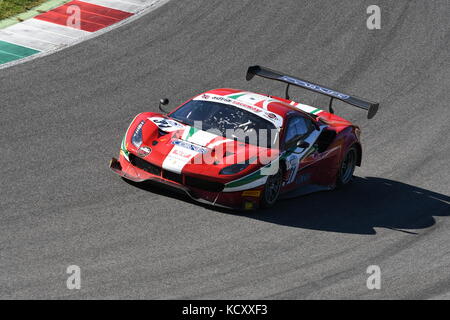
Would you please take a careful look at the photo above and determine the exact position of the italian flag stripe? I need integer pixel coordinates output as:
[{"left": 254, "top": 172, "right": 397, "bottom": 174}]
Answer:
[
  {"left": 228, "top": 93, "right": 247, "bottom": 99},
  {"left": 226, "top": 170, "right": 264, "bottom": 188}
]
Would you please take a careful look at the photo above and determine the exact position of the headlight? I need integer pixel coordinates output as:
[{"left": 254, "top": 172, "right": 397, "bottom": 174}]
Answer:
[
  {"left": 132, "top": 120, "right": 145, "bottom": 148},
  {"left": 219, "top": 163, "right": 249, "bottom": 175}
]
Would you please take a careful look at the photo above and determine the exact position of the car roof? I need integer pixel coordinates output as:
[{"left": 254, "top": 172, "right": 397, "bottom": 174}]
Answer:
[
  {"left": 203, "top": 88, "right": 325, "bottom": 119},
  {"left": 200, "top": 88, "right": 353, "bottom": 128}
]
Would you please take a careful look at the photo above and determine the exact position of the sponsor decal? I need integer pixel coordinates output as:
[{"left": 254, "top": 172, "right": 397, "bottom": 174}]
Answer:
[
  {"left": 242, "top": 190, "right": 261, "bottom": 197},
  {"left": 280, "top": 76, "right": 350, "bottom": 100},
  {"left": 211, "top": 96, "right": 262, "bottom": 113},
  {"left": 210, "top": 96, "right": 232, "bottom": 103},
  {"left": 195, "top": 93, "right": 283, "bottom": 127},
  {"left": 137, "top": 146, "right": 152, "bottom": 158},
  {"left": 172, "top": 139, "right": 209, "bottom": 154},
  {"left": 233, "top": 101, "right": 262, "bottom": 113},
  {"left": 172, "top": 149, "right": 192, "bottom": 159},
  {"left": 265, "top": 112, "right": 277, "bottom": 119}
]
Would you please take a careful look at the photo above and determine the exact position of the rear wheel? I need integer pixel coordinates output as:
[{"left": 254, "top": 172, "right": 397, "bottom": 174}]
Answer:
[
  {"left": 261, "top": 169, "right": 283, "bottom": 208},
  {"left": 337, "top": 146, "right": 357, "bottom": 187}
]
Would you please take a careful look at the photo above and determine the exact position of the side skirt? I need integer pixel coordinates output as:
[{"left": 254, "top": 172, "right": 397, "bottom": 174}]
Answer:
[{"left": 279, "top": 184, "right": 334, "bottom": 199}]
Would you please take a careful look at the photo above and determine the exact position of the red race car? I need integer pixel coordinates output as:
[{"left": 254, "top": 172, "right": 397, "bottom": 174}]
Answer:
[{"left": 110, "top": 66, "right": 379, "bottom": 210}]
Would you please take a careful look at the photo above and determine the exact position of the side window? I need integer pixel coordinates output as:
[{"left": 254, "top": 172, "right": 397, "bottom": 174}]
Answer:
[{"left": 284, "top": 116, "right": 313, "bottom": 143}]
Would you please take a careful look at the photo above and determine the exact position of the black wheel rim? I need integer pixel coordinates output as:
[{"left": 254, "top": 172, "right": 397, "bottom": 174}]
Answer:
[
  {"left": 264, "top": 170, "right": 282, "bottom": 205},
  {"left": 341, "top": 150, "right": 356, "bottom": 184}
]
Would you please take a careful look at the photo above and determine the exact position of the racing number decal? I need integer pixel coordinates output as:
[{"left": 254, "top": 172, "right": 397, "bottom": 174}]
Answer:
[
  {"left": 153, "top": 119, "right": 171, "bottom": 128},
  {"left": 285, "top": 154, "right": 300, "bottom": 184},
  {"left": 283, "top": 126, "right": 324, "bottom": 186},
  {"left": 148, "top": 117, "right": 185, "bottom": 132}
]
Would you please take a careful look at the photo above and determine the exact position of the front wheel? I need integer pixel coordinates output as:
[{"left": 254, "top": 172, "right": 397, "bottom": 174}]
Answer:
[
  {"left": 336, "top": 146, "right": 357, "bottom": 187},
  {"left": 261, "top": 169, "right": 283, "bottom": 208}
]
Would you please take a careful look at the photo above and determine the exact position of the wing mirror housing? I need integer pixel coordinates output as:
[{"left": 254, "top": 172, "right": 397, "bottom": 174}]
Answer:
[
  {"left": 159, "top": 98, "right": 169, "bottom": 113},
  {"left": 286, "top": 138, "right": 309, "bottom": 151},
  {"left": 297, "top": 140, "right": 310, "bottom": 149}
]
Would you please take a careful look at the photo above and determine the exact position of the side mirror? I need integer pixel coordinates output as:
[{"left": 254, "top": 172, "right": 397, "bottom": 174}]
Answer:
[
  {"left": 297, "top": 140, "right": 310, "bottom": 149},
  {"left": 159, "top": 98, "right": 169, "bottom": 113}
]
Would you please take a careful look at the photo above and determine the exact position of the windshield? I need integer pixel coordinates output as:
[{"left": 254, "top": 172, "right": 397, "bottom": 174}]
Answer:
[{"left": 170, "top": 100, "right": 278, "bottom": 147}]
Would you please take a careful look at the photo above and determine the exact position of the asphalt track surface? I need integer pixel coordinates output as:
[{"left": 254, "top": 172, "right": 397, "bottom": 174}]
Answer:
[{"left": 1, "top": 0, "right": 449, "bottom": 299}]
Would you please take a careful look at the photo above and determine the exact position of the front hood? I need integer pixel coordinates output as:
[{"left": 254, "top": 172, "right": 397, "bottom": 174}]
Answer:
[{"left": 127, "top": 114, "right": 278, "bottom": 181}]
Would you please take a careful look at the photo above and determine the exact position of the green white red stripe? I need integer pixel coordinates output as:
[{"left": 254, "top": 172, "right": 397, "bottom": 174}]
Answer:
[
  {"left": 162, "top": 126, "right": 221, "bottom": 174},
  {"left": 224, "top": 91, "right": 324, "bottom": 120}
]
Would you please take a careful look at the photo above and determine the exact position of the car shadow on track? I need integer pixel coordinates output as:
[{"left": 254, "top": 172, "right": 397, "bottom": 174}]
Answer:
[
  {"left": 124, "top": 177, "right": 450, "bottom": 235},
  {"left": 250, "top": 177, "right": 450, "bottom": 235}
]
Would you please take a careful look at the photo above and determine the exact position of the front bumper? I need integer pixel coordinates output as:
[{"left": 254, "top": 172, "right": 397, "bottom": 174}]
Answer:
[{"left": 109, "top": 154, "right": 263, "bottom": 210}]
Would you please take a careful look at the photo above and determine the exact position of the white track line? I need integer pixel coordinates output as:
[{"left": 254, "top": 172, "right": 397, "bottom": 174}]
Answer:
[
  {"left": 0, "top": 29, "right": 59, "bottom": 51},
  {"left": 22, "top": 19, "right": 91, "bottom": 39},
  {"left": 79, "top": 0, "right": 142, "bottom": 13},
  {"left": 6, "top": 23, "right": 76, "bottom": 46}
]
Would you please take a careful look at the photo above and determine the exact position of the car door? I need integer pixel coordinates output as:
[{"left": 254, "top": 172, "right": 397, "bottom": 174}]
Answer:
[{"left": 282, "top": 115, "right": 323, "bottom": 190}]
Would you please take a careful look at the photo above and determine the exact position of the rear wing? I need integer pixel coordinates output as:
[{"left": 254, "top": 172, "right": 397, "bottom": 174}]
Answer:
[{"left": 246, "top": 65, "right": 379, "bottom": 119}]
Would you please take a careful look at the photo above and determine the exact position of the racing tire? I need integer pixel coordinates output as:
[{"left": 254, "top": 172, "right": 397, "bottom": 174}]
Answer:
[
  {"left": 336, "top": 146, "right": 357, "bottom": 187},
  {"left": 261, "top": 168, "right": 283, "bottom": 208}
]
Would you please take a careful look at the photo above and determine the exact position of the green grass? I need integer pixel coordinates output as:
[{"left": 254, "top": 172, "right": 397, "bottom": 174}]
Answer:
[{"left": 0, "top": 0, "right": 48, "bottom": 20}]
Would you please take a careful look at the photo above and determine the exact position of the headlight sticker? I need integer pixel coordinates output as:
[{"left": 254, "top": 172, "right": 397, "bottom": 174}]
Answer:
[{"left": 132, "top": 120, "right": 145, "bottom": 148}]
